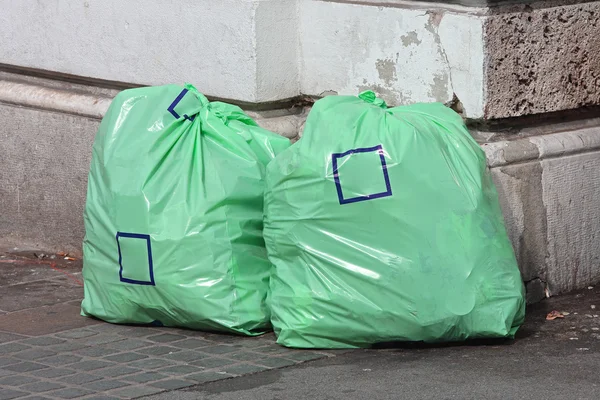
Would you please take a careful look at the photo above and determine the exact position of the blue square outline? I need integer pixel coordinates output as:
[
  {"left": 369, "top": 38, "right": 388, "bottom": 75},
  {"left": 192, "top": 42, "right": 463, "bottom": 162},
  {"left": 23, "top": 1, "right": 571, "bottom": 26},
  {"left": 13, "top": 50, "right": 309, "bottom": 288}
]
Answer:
[
  {"left": 116, "top": 232, "right": 155, "bottom": 286},
  {"left": 332, "top": 144, "right": 392, "bottom": 205}
]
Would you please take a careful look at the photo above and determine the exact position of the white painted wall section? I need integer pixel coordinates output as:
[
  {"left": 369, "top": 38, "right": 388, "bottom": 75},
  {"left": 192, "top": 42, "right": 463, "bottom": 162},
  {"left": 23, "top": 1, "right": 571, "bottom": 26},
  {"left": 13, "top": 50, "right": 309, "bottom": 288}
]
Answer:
[
  {"left": 255, "top": 0, "right": 300, "bottom": 101},
  {"left": 438, "top": 13, "right": 485, "bottom": 118},
  {"left": 0, "top": 0, "right": 259, "bottom": 101}
]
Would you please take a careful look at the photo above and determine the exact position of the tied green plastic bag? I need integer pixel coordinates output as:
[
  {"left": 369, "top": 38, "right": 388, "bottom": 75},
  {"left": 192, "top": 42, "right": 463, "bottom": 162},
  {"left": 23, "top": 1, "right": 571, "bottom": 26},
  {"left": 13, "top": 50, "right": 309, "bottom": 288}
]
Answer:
[
  {"left": 81, "top": 84, "right": 290, "bottom": 335},
  {"left": 264, "top": 91, "right": 525, "bottom": 348}
]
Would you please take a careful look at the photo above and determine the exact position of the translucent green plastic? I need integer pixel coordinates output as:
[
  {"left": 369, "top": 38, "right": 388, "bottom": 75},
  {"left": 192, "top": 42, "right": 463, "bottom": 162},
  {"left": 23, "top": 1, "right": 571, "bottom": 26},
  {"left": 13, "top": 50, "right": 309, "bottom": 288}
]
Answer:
[
  {"left": 264, "top": 91, "right": 525, "bottom": 348},
  {"left": 81, "top": 84, "right": 290, "bottom": 335}
]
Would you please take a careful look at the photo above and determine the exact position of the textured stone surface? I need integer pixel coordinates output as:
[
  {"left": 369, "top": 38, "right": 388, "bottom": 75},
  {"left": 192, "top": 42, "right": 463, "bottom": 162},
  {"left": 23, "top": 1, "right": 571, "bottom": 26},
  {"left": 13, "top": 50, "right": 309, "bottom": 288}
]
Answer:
[
  {"left": 485, "top": 2, "right": 600, "bottom": 118},
  {"left": 542, "top": 151, "right": 600, "bottom": 293},
  {"left": 490, "top": 142, "right": 600, "bottom": 295},
  {"left": 0, "top": 104, "right": 97, "bottom": 255}
]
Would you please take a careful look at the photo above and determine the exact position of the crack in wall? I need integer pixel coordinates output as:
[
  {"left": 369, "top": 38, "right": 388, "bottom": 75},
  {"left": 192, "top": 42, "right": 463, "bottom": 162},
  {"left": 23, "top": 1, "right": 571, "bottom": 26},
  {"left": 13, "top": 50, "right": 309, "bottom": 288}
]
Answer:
[{"left": 425, "top": 11, "right": 457, "bottom": 103}]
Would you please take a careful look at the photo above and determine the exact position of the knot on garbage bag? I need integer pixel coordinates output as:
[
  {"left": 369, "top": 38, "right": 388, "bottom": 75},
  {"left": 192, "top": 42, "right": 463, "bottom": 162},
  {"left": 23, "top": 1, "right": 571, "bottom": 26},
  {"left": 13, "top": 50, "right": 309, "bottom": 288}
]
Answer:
[{"left": 358, "top": 90, "right": 387, "bottom": 109}]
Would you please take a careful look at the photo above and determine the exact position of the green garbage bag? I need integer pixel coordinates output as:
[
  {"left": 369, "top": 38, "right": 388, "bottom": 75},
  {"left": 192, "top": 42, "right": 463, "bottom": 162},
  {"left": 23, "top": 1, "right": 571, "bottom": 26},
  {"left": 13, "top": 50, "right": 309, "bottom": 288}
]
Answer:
[
  {"left": 81, "top": 84, "right": 290, "bottom": 335},
  {"left": 264, "top": 91, "right": 525, "bottom": 348}
]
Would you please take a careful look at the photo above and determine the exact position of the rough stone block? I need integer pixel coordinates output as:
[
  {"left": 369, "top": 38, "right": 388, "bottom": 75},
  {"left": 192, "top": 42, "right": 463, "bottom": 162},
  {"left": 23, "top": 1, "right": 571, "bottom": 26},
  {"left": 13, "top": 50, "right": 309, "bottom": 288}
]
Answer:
[{"left": 485, "top": 2, "right": 600, "bottom": 118}]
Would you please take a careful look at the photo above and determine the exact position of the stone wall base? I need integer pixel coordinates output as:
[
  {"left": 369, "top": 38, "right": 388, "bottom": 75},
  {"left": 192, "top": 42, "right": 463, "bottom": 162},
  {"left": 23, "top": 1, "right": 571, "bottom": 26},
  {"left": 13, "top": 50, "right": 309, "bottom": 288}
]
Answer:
[{"left": 1, "top": 73, "right": 599, "bottom": 300}]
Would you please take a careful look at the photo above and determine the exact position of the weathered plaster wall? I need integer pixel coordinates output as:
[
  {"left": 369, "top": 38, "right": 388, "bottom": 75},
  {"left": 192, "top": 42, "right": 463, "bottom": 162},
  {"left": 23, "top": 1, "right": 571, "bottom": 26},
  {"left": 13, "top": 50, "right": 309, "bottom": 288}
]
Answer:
[{"left": 298, "top": 0, "right": 486, "bottom": 116}]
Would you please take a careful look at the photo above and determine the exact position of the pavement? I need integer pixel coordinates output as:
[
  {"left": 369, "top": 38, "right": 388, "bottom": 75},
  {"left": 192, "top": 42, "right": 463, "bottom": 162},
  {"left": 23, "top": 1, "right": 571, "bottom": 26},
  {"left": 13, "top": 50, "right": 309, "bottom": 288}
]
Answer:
[{"left": 0, "top": 248, "right": 599, "bottom": 399}]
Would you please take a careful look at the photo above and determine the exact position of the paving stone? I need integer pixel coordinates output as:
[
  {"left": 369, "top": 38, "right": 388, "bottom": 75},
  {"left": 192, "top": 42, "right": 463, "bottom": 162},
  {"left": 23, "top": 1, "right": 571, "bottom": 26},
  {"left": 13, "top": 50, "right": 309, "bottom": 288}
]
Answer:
[
  {"left": 184, "top": 371, "right": 234, "bottom": 384},
  {"left": 55, "top": 329, "right": 99, "bottom": 339},
  {"left": 237, "top": 338, "right": 274, "bottom": 349},
  {"left": 127, "top": 358, "right": 176, "bottom": 370},
  {"left": 169, "top": 339, "right": 211, "bottom": 349},
  {"left": 254, "top": 345, "right": 294, "bottom": 355},
  {"left": 191, "top": 357, "right": 236, "bottom": 369},
  {"left": 59, "top": 373, "right": 103, "bottom": 385},
  {"left": 162, "top": 351, "right": 209, "bottom": 363},
  {"left": 37, "top": 354, "right": 82, "bottom": 366},
  {"left": 106, "top": 339, "right": 151, "bottom": 351},
  {"left": 156, "top": 365, "right": 204, "bottom": 375},
  {"left": 0, "top": 368, "right": 16, "bottom": 377},
  {"left": 104, "top": 352, "right": 148, "bottom": 363},
  {"left": 222, "top": 363, "right": 268, "bottom": 376},
  {"left": 199, "top": 333, "right": 244, "bottom": 345},
  {"left": 0, "top": 343, "right": 31, "bottom": 355},
  {"left": 0, "top": 357, "right": 20, "bottom": 367},
  {"left": 73, "top": 346, "right": 120, "bottom": 358},
  {"left": 121, "top": 371, "right": 169, "bottom": 384},
  {"left": 87, "top": 324, "right": 130, "bottom": 334},
  {"left": 172, "top": 329, "right": 209, "bottom": 337},
  {"left": 137, "top": 346, "right": 180, "bottom": 356},
  {"left": 48, "top": 388, "right": 95, "bottom": 399},
  {"left": 149, "top": 378, "right": 195, "bottom": 390},
  {"left": 255, "top": 357, "right": 298, "bottom": 369},
  {"left": 93, "top": 365, "right": 142, "bottom": 378},
  {"left": 21, "top": 337, "right": 65, "bottom": 346},
  {"left": 84, "top": 396, "right": 121, "bottom": 400},
  {"left": 109, "top": 385, "right": 164, "bottom": 398},
  {"left": 84, "top": 379, "right": 129, "bottom": 391},
  {"left": 283, "top": 352, "right": 327, "bottom": 362},
  {"left": 20, "top": 381, "right": 65, "bottom": 393},
  {"left": 0, "top": 374, "right": 39, "bottom": 386},
  {"left": 0, "top": 332, "right": 26, "bottom": 344},
  {"left": 4, "top": 361, "right": 48, "bottom": 372},
  {"left": 116, "top": 327, "right": 155, "bottom": 338},
  {"left": 77, "top": 335, "right": 125, "bottom": 346},
  {"left": 0, "top": 389, "right": 28, "bottom": 400},
  {"left": 35, "top": 368, "right": 76, "bottom": 379},
  {"left": 200, "top": 345, "right": 239, "bottom": 355},
  {"left": 13, "top": 349, "right": 57, "bottom": 361},
  {"left": 47, "top": 342, "right": 89, "bottom": 352},
  {"left": 225, "top": 351, "right": 269, "bottom": 362},
  {"left": 146, "top": 333, "right": 186, "bottom": 343},
  {"left": 66, "top": 359, "right": 114, "bottom": 371}
]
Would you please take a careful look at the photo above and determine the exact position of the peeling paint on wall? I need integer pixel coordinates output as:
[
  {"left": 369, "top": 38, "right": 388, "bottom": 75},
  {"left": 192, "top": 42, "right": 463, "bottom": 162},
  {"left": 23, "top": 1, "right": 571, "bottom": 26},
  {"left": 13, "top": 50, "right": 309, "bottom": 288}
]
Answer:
[{"left": 401, "top": 31, "right": 422, "bottom": 47}]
